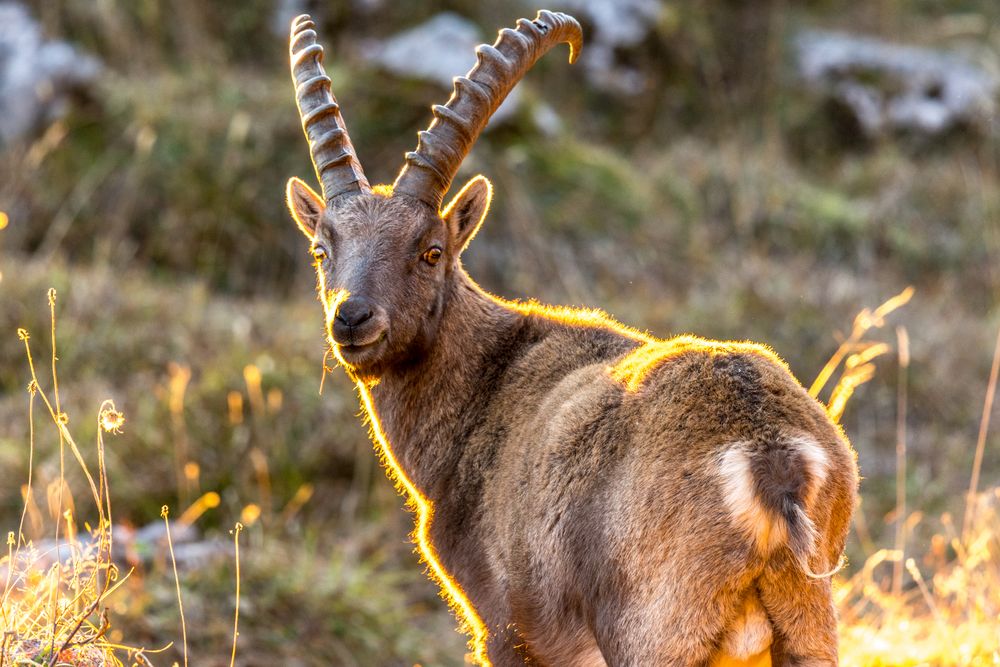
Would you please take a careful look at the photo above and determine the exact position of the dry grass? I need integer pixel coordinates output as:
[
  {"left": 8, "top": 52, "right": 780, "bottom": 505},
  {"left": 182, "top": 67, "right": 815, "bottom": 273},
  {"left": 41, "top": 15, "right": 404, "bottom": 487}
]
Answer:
[
  {"left": 2, "top": 535, "right": 127, "bottom": 667},
  {"left": 0, "top": 292, "right": 240, "bottom": 667},
  {"left": 2, "top": 292, "right": 134, "bottom": 666},
  {"left": 837, "top": 489, "right": 1000, "bottom": 666},
  {"left": 826, "top": 296, "right": 1000, "bottom": 666},
  {"left": 1, "top": 286, "right": 998, "bottom": 665}
]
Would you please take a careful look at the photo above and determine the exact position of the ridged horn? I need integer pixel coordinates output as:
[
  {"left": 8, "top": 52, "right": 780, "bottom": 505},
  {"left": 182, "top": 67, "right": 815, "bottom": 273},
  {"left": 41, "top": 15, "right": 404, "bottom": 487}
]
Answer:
[
  {"left": 290, "top": 14, "right": 370, "bottom": 200},
  {"left": 393, "top": 10, "right": 582, "bottom": 210}
]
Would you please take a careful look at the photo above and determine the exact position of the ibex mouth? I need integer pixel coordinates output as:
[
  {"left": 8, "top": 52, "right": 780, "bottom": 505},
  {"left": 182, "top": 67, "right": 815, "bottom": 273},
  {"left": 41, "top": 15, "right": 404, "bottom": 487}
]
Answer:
[
  {"left": 345, "top": 329, "right": 386, "bottom": 348},
  {"left": 336, "top": 330, "right": 387, "bottom": 363}
]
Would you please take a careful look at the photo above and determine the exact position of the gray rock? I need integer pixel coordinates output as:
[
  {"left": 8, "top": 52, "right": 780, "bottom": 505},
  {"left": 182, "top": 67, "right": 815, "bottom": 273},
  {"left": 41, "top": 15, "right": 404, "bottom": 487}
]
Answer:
[
  {"left": 562, "top": 0, "right": 661, "bottom": 50},
  {"left": 365, "top": 12, "right": 479, "bottom": 89},
  {"left": 559, "top": 0, "right": 663, "bottom": 95},
  {"left": 362, "top": 12, "right": 520, "bottom": 125},
  {"left": 131, "top": 519, "right": 198, "bottom": 546},
  {"left": 0, "top": 1, "right": 101, "bottom": 145},
  {"left": 795, "top": 29, "right": 998, "bottom": 137},
  {"left": 271, "top": 0, "right": 310, "bottom": 38},
  {"left": 169, "top": 538, "right": 230, "bottom": 571},
  {"left": 0, "top": 520, "right": 224, "bottom": 581}
]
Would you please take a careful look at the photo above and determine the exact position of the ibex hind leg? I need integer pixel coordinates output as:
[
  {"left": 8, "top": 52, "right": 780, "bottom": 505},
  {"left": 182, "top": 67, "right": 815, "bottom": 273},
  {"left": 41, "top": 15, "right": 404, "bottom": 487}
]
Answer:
[
  {"left": 593, "top": 569, "right": 747, "bottom": 666},
  {"left": 758, "top": 551, "right": 838, "bottom": 666},
  {"left": 597, "top": 610, "right": 721, "bottom": 667}
]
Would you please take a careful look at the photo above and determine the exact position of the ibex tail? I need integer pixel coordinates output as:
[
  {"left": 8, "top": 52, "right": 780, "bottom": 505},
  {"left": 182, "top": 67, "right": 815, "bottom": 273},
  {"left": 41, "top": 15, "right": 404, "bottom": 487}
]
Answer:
[{"left": 718, "top": 436, "right": 839, "bottom": 578}]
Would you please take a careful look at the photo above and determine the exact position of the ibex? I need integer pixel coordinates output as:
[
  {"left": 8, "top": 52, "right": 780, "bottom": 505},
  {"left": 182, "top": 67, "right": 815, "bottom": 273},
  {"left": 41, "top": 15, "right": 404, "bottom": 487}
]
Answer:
[{"left": 284, "top": 10, "right": 858, "bottom": 667}]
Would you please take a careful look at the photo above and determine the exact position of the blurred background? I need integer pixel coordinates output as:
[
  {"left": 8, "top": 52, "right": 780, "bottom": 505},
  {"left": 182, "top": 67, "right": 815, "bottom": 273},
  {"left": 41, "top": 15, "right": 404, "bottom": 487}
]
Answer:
[{"left": 1, "top": 0, "right": 998, "bottom": 664}]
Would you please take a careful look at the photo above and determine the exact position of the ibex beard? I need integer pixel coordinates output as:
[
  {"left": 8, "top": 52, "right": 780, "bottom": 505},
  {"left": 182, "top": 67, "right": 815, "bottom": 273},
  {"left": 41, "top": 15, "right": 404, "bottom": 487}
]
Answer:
[{"left": 284, "top": 9, "right": 859, "bottom": 667}]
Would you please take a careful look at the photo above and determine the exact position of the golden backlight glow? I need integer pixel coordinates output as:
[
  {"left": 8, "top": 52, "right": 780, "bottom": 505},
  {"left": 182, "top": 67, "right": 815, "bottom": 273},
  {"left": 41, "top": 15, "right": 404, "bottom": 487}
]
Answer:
[
  {"left": 482, "top": 291, "right": 790, "bottom": 397},
  {"left": 355, "top": 382, "right": 492, "bottom": 666},
  {"left": 319, "top": 275, "right": 491, "bottom": 663},
  {"left": 609, "top": 335, "right": 789, "bottom": 393},
  {"left": 494, "top": 294, "right": 654, "bottom": 344}
]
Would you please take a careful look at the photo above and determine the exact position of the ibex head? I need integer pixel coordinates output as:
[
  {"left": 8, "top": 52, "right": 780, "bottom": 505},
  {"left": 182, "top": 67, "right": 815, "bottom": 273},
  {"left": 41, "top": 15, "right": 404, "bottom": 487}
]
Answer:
[{"left": 285, "top": 11, "right": 582, "bottom": 381}]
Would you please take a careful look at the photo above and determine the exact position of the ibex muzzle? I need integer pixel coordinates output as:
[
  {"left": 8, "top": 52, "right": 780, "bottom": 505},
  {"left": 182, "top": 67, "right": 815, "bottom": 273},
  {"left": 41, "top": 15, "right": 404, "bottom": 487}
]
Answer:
[{"left": 284, "top": 10, "right": 858, "bottom": 667}]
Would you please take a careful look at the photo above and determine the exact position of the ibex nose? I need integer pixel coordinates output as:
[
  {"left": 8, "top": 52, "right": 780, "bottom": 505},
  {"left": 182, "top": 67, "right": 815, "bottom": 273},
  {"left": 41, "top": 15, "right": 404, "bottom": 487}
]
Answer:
[{"left": 335, "top": 296, "right": 374, "bottom": 328}]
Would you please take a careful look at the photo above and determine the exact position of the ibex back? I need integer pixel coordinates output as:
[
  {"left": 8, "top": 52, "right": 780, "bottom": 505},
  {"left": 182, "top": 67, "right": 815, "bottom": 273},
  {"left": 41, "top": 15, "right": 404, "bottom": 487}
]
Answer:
[{"left": 284, "top": 10, "right": 858, "bottom": 666}]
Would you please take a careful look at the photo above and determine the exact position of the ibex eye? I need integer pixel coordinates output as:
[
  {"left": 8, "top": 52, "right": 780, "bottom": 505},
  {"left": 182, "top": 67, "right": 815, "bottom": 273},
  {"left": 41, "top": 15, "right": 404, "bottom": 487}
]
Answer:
[
  {"left": 422, "top": 247, "right": 443, "bottom": 266},
  {"left": 311, "top": 247, "right": 327, "bottom": 262}
]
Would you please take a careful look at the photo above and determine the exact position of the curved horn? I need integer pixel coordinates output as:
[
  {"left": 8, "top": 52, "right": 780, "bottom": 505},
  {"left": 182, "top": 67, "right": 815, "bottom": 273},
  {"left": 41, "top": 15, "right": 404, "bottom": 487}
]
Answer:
[
  {"left": 393, "top": 10, "right": 582, "bottom": 210},
  {"left": 290, "top": 14, "right": 370, "bottom": 200}
]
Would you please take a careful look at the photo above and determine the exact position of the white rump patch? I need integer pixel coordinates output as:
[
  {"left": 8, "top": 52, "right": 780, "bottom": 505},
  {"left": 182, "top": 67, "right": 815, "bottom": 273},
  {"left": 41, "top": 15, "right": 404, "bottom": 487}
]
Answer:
[
  {"left": 718, "top": 443, "right": 787, "bottom": 553},
  {"left": 787, "top": 434, "right": 829, "bottom": 507},
  {"left": 722, "top": 594, "right": 773, "bottom": 660},
  {"left": 718, "top": 436, "right": 831, "bottom": 563}
]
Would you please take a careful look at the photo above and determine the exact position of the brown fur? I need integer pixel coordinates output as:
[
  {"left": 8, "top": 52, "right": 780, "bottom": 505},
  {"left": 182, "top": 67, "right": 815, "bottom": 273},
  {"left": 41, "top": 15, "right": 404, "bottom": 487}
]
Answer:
[{"left": 286, "top": 173, "right": 858, "bottom": 665}]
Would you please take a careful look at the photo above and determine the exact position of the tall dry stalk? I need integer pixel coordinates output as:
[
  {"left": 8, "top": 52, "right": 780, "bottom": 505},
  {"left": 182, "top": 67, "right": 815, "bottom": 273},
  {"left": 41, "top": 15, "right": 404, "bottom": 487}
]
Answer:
[
  {"left": 229, "top": 522, "right": 243, "bottom": 667},
  {"left": 962, "top": 325, "right": 1000, "bottom": 544},
  {"left": 891, "top": 326, "right": 909, "bottom": 597},
  {"left": 160, "top": 506, "right": 188, "bottom": 667},
  {"left": 836, "top": 306, "right": 1000, "bottom": 666},
  {"left": 811, "top": 286, "right": 912, "bottom": 422}
]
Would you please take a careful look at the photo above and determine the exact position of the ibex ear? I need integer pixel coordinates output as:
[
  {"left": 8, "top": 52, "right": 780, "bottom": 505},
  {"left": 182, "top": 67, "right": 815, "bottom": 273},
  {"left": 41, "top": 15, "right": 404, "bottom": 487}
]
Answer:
[
  {"left": 286, "top": 177, "right": 325, "bottom": 240},
  {"left": 442, "top": 175, "right": 492, "bottom": 252}
]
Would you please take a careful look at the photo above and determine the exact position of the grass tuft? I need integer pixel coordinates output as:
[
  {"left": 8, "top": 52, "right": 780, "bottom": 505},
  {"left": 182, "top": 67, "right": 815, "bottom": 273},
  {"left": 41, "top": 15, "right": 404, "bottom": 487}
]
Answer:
[
  {"left": 838, "top": 487, "right": 1000, "bottom": 666},
  {"left": 2, "top": 294, "right": 138, "bottom": 666}
]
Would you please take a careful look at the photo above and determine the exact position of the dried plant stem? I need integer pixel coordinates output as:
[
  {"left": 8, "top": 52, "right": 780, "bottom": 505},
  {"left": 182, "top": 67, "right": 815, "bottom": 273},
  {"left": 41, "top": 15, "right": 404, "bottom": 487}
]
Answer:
[
  {"left": 905, "top": 558, "right": 945, "bottom": 628},
  {"left": 319, "top": 346, "right": 335, "bottom": 395},
  {"left": 809, "top": 286, "right": 913, "bottom": 400},
  {"left": 11, "top": 300, "right": 117, "bottom": 666},
  {"left": 962, "top": 325, "right": 1000, "bottom": 544},
  {"left": 48, "top": 290, "right": 64, "bottom": 663},
  {"left": 161, "top": 507, "right": 188, "bottom": 667},
  {"left": 52, "top": 402, "right": 117, "bottom": 663},
  {"left": 892, "top": 326, "right": 909, "bottom": 597},
  {"left": 5, "top": 292, "right": 185, "bottom": 664},
  {"left": 229, "top": 523, "right": 244, "bottom": 667},
  {"left": 18, "top": 338, "right": 104, "bottom": 531},
  {"left": 17, "top": 388, "right": 36, "bottom": 546},
  {"left": 1, "top": 388, "right": 36, "bottom": 617}
]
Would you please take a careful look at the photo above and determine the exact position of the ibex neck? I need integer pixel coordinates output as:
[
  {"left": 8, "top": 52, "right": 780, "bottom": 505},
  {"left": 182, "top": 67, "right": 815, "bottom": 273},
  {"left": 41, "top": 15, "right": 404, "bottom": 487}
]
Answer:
[{"left": 365, "top": 271, "right": 525, "bottom": 497}]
